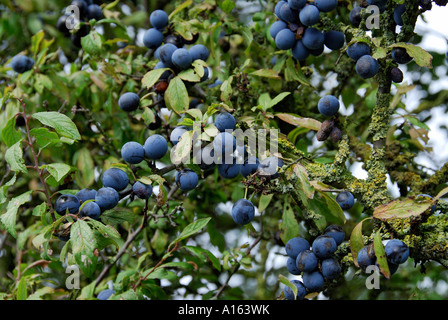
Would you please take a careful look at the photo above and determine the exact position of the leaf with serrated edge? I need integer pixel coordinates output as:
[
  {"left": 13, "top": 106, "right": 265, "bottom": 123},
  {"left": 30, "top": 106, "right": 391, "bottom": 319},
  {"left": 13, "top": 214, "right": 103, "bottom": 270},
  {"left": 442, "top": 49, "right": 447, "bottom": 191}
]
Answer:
[
  {"left": 294, "top": 164, "right": 315, "bottom": 200},
  {"left": 169, "top": 217, "right": 211, "bottom": 249},
  {"left": 1, "top": 191, "right": 32, "bottom": 238},
  {"left": 390, "top": 43, "right": 433, "bottom": 69},
  {"left": 171, "top": 130, "right": 193, "bottom": 164},
  {"left": 32, "top": 112, "right": 81, "bottom": 140},
  {"left": 276, "top": 113, "right": 322, "bottom": 131},
  {"left": 165, "top": 76, "right": 189, "bottom": 115},
  {"left": 250, "top": 69, "right": 280, "bottom": 79},
  {"left": 5, "top": 140, "right": 27, "bottom": 173},
  {"left": 142, "top": 68, "right": 170, "bottom": 89},
  {"left": 373, "top": 197, "right": 432, "bottom": 221}
]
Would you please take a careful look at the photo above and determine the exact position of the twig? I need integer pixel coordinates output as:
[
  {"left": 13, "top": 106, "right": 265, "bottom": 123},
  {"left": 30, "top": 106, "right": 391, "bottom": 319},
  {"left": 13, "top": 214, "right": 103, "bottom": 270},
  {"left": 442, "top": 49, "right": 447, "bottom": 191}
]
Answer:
[
  {"left": 132, "top": 241, "right": 180, "bottom": 290},
  {"left": 94, "top": 183, "right": 179, "bottom": 287},
  {"left": 18, "top": 99, "right": 56, "bottom": 222},
  {"left": 212, "top": 235, "right": 262, "bottom": 299},
  {"left": 94, "top": 199, "right": 153, "bottom": 286}
]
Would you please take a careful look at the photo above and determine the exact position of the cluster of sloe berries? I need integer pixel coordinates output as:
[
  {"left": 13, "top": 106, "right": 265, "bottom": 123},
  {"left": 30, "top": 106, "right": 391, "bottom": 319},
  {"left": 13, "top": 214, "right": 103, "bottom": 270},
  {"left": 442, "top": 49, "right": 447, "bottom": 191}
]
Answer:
[
  {"left": 56, "top": 0, "right": 103, "bottom": 47},
  {"left": 345, "top": 41, "right": 380, "bottom": 80},
  {"left": 269, "top": 0, "right": 345, "bottom": 61},
  {"left": 112, "top": 8, "right": 289, "bottom": 229},
  {"left": 143, "top": 9, "right": 210, "bottom": 92},
  {"left": 53, "top": 165, "right": 138, "bottom": 240},
  {"left": 283, "top": 224, "right": 345, "bottom": 300},
  {"left": 117, "top": 94, "right": 287, "bottom": 224},
  {"left": 171, "top": 110, "right": 285, "bottom": 182},
  {"left": 357, "top": 239, "right": 409, "bottom": 276}
]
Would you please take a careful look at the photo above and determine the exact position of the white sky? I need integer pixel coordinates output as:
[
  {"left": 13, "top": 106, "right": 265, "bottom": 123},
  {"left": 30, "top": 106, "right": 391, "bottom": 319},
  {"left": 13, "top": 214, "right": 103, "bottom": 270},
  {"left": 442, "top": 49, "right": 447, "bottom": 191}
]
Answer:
[{"left": 416, "top": 5, "right": 448, "bottom": 54}]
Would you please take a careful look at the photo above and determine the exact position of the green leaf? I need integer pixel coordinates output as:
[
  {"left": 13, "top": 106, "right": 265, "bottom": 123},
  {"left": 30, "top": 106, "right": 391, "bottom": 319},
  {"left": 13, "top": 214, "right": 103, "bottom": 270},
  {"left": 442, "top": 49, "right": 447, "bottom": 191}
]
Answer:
[
  {"left": 250, "top": 69, "right": 280, "bottom": 79},
  {"left": 74, "top": 148, "right": 95, "bottom": 188},
  {"left": 0, "top": 191, "right": 32, "bottom": 238},
  {"left": 372, "top": 47, "right": 387, "bottom": 59},
  {"left": 258, "top": 193, "right": 274, "bottom": 213},
  {"left": 101, "top": 207, "right": 137, "bottom": 226},
  {"left": 27, "top": 287, "right": 55, "bottom": 300},
  {"left": 88, "top": 219, "right": 122, "bottom": 250},
  {"left": 165, "top": 76, "right": 189, "bottom": 115},
  {"left": 35, "top": 73, "right": 53, "bottom": 93},
  {"left": 373, "top": 197, "right": 432, "bottom": 221},
  {"left": 185, "top": 108, "right": 202, "bottom": 121},
  {"left": 169, "top": 217, "right": 212, "bottom": 249},
  {"left": 160, "top": 261, "right": 194, "bottom": 271},
  {"left": 173, "top": 21, "right": 194, "bottom": 41},
  {"left": 170, "top": 129, "right": 193, "bottom": 165},
  {"left": 350, "top": 217, "right": 371, "bottom": 268},
  {"left": 203, "top": 124, "right": 219, "bottom": 138},
  {"left": 276, "top": 113, "right": 322, "bottom": 131},
  {"left": 169, "top": 0, "right": 193, "bottom": 18},
  {"left": 71, "top": 220, "right": 98, "bottom": 278},
  {"left": 192, "top": 60, "right": 206, "bottom": 77},
  {"left": 31, "top": 30, "right": 45, "bottom": 58},
  {"left": 41, "top": 163, "right": 72, "bottom": 182},
  {"left": 79, "top": 281, "right": 96, "bottom": 300},
  {"left": 143, "top": 268, "right": 177, "bottom": 281},
  {"left": 219, "top": 0, "right": 236, "bottom": 13},
  {"left": 32, "top": 202, "right": 47, "bottom": 217},
  {"left": 183, "top": 245, "right": 221, "bottom": 271},
  {"left": 433, "top": 186, "right": 448, "bottom": 202},
  {"left": 32, "top": 112, "right": 81, "bottom": 141},
  {"left": 1, "top": 116, "right": 21, "bottom": 147},
  {"left": 319, "top": 191, "right": 347, "bottom": 225},
  {"left": 279, "top": 274, "right": 297, "bottom": 299},
  {"left": 178, "top": 68, "right": 201, "bottom": 82},
  {"left": 390, "top": 43, "right": 433, "bottom": 69},
  {"left": 220, "top": 76, "right": 233, "bottom": 102},
  {"left": 30, "top": 127, "right": 60, "bottom": 149},
  {"left": 270, "top": 92, "right": 291, "bottom": 108},
  {"left": 284, "top": 58, "right": 312, "bottom": 86},
  {"left": 81, "top": 31, "right": 103, "bottom": 57},
  {"left": 407, "top": 116, "right": 430, "bottom": 131},
  {"left": 141, "top": 108, "right": 156, "bottom": 127},
  {"left": 374, "top": 230, "right": 390, "bottom": 279},
  {"left": 151, "top": 229, "right": 169, "bottom": 256},
  {"left": 258, "top": 93, "right": 271, "bottom": 110},
  {"left": 142, "top": 68, "right": 170, "bottom": 89},
  {"left": 279, "top": 201, "right": 300, "bottom": 244},
  {"left": 293, "top": 164, "right": 315, "bottom": 203},
  {"left": 5, "top": 140, "right": 27, "bottom": 174},
  {"left": 17, "top": 277, "right": 27, "bottom": 300}
]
